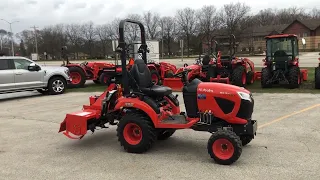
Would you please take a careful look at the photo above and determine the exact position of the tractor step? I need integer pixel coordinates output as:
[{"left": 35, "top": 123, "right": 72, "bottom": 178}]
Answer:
[{"left": 161, "top": 114, "right": 188, "bottom": 124}]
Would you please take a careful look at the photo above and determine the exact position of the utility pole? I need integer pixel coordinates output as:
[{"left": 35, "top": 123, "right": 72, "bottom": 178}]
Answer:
[
  {"left": 0, "top": 19, "right": 19, "bottom": 56},
  {"left": 30, "top": 25, "right": 39, "bottom": 59}
]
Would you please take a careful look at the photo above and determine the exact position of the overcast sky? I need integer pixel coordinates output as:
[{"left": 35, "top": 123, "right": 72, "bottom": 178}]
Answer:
[{"left": 0, "top": 0, "right": 319, "bottom": 33}]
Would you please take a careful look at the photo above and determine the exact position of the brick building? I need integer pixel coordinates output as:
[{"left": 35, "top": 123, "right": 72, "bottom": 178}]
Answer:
[{"left": 240, "top": 19, "right": 320, "bottom": 52}]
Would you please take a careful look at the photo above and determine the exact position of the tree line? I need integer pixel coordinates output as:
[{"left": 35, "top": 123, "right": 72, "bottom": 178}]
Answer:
[{"left": 1, "top": 3, "right": 320, "bottom": 60}]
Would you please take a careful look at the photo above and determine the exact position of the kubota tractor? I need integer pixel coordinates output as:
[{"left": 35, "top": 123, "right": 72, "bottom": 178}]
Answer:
[
  {"left": 315, "top": 52, "right": 320, "bottom": 89},
  {"left": 59, "top": 19, "right": 257, "bottom": 165},
  {"left": 260, "top": 34, "right": 308, "bottom": 88}
]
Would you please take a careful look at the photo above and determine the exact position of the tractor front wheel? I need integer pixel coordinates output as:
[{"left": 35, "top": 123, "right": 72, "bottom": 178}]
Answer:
[
  {"left": 157, "top": 129, "right": 176, "bottom": 140},
  {"left": 261, "top": 67, "right": 272, "bottom": 88},
  {"left": 207, "top": 130, "right": 242, "bottom": 165},
  {"left": 117, "top": 112, "right": 157, "bottom": 153},
  {"left": 69, "top": 66, "right": 86, "bottom": 88},
  {"left": 246, "top": 71, "right": 254, "bottom": 85},
  {"left": 232, "top": 66, "right": 246, "bottom": 87},
  {"left": 315, "top": 67, "right": 320, "bottom": 89},
  {"left": 288, "top": 66, "right": 300, "bottom": 89}
]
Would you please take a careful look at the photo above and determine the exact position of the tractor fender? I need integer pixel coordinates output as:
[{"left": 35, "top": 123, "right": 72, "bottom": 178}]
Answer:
[
  {"left": 147, "top": 64, "right": 157, "bottom": 71},
  {"left": 114, "top": 97, "right": 160, "bottom": 126}
]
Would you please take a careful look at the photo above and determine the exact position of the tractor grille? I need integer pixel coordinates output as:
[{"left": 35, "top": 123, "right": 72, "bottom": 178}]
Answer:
[{"left": 236, "top": 97, "right": 254, "bottom": 120}]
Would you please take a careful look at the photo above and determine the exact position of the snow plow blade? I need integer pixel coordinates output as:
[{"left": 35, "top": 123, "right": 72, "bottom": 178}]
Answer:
[{"left": 58, "top": 109, "right": 99, "bottom": 139}]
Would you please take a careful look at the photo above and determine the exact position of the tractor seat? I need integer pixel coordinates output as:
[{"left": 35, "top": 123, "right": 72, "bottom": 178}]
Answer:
[{"left": 130, "top": 59, "right": 172, "bottom": 97}]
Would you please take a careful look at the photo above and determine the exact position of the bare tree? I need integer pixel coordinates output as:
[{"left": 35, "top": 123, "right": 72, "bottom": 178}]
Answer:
[
  {"left": 125, "top": 14, "right": 142, "bottom": 42},
  {"left": 275, "top": 7, "right": 309, "bottom": 24},
  {"left": 197, "top": 5, "right": 220, "bottom": 44},
  {"left": 160, "top": 16, "right": 177, "bottom": 56},
  {"left": 254, "top": 8, "right": 277, "bottom": 26},
  {"left": 143, "top": 11, "right": 161, "bottom": 40},
  {"left": 309, "top": 8, "right": 320, "bottom": 19},
  {"left": 219, "top": 2, "right": 251, "bottom": 35},
  {"left": 0, "top": 29, "right": 7, "bottom": 51},
  {"left": 96, "top": 23, "right": 114, "bottom": 56},
  {"left": 175, "top": 7, "right": 198, "bottom": 57},
  {"left": 81, "top": 21, "right": 96, "bottom": 57},
  {"left": 65, "top": 23, "right": 83, "bottom": 59}
]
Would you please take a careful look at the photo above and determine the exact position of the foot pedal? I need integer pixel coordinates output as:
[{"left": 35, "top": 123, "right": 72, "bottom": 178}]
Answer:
[{"left": 161, "top": 115, "right": 188, "bottom": 124}]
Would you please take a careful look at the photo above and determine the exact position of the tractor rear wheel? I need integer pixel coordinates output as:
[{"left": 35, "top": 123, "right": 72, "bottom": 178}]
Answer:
[
  {"left": 207, "top": 130, "right": 242, "bottom": 165},
  {"left": 261, "top": 67, "right": 272, "bottom": 88},
  {"left": 315, "top": 67, "right": 320, "bottom": 89},
  {"left": 288, "top": 66, "right": 300, "bottom": 89},
  {"left": 157, "top": 129, "right": 176, "bottom": 140},
  {"left": 99, "top": 72, "right": 111, "bottom": 86},
  {"left": 117, "top": 112, "right": 157, "bottom": 153},
  {"left": 150, "top": 69, "right": 160, "bottom": 85},
  {"left": 232, "top": 66, "right": 246, "bottom": 87},
  {"left": 69, "top": 66, "right": 86, "bottom": 88}
]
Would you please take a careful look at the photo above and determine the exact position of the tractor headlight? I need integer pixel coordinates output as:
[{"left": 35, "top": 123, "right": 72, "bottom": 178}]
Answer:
[{"left": 237, "top": 92, "right": 252, "bottom": 102}]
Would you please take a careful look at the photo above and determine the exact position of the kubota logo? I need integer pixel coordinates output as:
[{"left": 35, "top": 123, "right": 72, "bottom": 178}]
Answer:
[{"left": 198, "top": 88, "right": 213, "bottom": 93}]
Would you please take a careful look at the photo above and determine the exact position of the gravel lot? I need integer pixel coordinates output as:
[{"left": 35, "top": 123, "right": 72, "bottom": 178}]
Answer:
[{"left": 1, "top": 92, "right": 320, "bottom": 180}]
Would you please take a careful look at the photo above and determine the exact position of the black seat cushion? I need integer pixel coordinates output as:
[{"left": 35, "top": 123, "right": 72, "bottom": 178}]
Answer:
[
  {"left": 141, "top": 85, "right": 172, "bottom": 97},
  {"left": 130, "top": 59, "right": 172, "bottom": 97}
]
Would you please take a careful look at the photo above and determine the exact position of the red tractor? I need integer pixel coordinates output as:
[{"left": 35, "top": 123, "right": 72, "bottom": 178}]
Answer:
[
  {"left": 258, "top": 34, "right": 308, "bottom": 88},
  {"left": 315, "top": 52, "right": 320, "bottom": 89},
  {"left": 58, "top": 19, "right": 257, "bottom": 165},
  {"left": 64, "top": 61, "right": 116, "bottom": 88}
]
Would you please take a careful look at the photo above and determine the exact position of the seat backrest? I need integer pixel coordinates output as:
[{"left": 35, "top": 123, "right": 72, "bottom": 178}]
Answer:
[
  {"left": 129, "top": 59, "right": 153, "bottom": 88},
  {"left": 202, "top": 55, "right": 210, "bottom": 65}
]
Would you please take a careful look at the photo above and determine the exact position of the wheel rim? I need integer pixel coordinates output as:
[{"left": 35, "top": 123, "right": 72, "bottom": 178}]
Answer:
[
  {"left": 151, "top": 74, "right": 159, "bottom": 84},
  {"left": 212, "top": 138, "right": 234, "bottom": 160},
  {"left": 70, "top": 72, "right": 81, "bottom": 85},
  {"left": 242, "top": 72, "right": 246, "bottom": 85},
  {"left": 123, "top": 123, "right": 142, "bottom": 145},
  {"left": 52, "top": 79, "right": 65, "bottom": 93}
]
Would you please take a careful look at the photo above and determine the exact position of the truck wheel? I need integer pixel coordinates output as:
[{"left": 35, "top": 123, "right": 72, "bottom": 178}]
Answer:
[
  {"left": 261, "top": 67, "right": 272, "bottom": 88},
  {"left": 246, "top": 71, "right": 254, "bottom": 85},
  {"left": 93, "top": 80, "right": 100, "bottom": 84},
  {"left": 315, "top": 67, "right": 320, "bottom": 89},
  {"left": 207, "top": 130, "right": 242, "bottom": 165},
  {"left": 69, "top": 66, "right": 86, "bottom": 88},
  {"left": 288, "top": 66, "right": 300, "bottom": 89},
  {"left": 117, "top": 112, "right": 156, "bottom": 153},
  {"left": 232, "top": 66, "right": 246, "bottom": 87},
  {"left": 240, "top": 135, "right": 253, "bottom": 146},
  {"left": 99, "top": 72, "right": 111, "bottom": 86},
  {"left": 150, "top": 69, "right": 160, "bottom": 85},
  {"left": 157, "top": 129, "right": 176, "bottom": 140},
  {"left": 47, "top": 76, "right": 67, "bottom": 95}
]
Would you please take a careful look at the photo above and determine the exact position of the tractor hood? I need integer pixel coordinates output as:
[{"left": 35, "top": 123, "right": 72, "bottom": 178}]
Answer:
[{"left": 198, "top": 82, "right": 252, "bottom": 100}]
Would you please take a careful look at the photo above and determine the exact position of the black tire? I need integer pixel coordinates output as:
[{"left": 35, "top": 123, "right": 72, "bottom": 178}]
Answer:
[
  {"left": 246, "top": 71, "right": 254, "bottom": 85},
  {"left": 261, "top": 67, "right": 272, "bottom": 88},
  {"left": 99, "top": 72, "right": 111, "bottom": 86},
  {"left": 287, "top": 66, "right": 300, "bottom": 89},
  {"left": 93, "top": 80, "right": 100, "bottom": 84},
  {"left": 207, "top": 130, "right": 242, "bottom": 165},
  {"left": 157, "top": 129, "right": 176, "bottom": 140},
  {"left": 117, "top": 112, "right": 157, "bottom": 153},
  {"left": 232, "top": 65, "right": 246, "bottom": 87},
  {"left": 315, "top": 67, "right": 320, "bottom": 89},
  {"left": 240, "top": 135, "right": 253, "bottom": 146},
  {"left": 68, "top": 66, "right": 86, "bottom": 88},
  {"left": 150, "top": 69, "right": 160, "bottom": 85},
  {"left": 47, "top": 76, "right": 67, "bottom": 95}
]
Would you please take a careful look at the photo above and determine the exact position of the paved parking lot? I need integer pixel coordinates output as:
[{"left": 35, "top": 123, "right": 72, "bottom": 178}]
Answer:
[{"left": 1, "top": 92, "right": 320, "bottom": 180}]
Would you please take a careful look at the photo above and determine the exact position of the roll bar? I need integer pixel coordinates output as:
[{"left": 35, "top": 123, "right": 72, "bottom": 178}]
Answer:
[
  {"left": 118, "top": 19, "right": 147, "bottom": 95},
  {"left": 229, "top": 34, "right": 236, "bottom": 57}
]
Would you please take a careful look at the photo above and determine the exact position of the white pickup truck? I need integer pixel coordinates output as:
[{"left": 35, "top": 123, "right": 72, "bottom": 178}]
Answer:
[{"left": 0, "top": 56, "right": 71, "bottom": 95}]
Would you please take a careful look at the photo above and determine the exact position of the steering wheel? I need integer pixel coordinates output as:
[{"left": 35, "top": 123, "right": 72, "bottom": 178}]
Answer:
[
  {"left": 174, "top": 68, "right": 192, "bottom": 78},
  {"left": 80, "top": 61, "right": 88, "bottom": 66}
]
